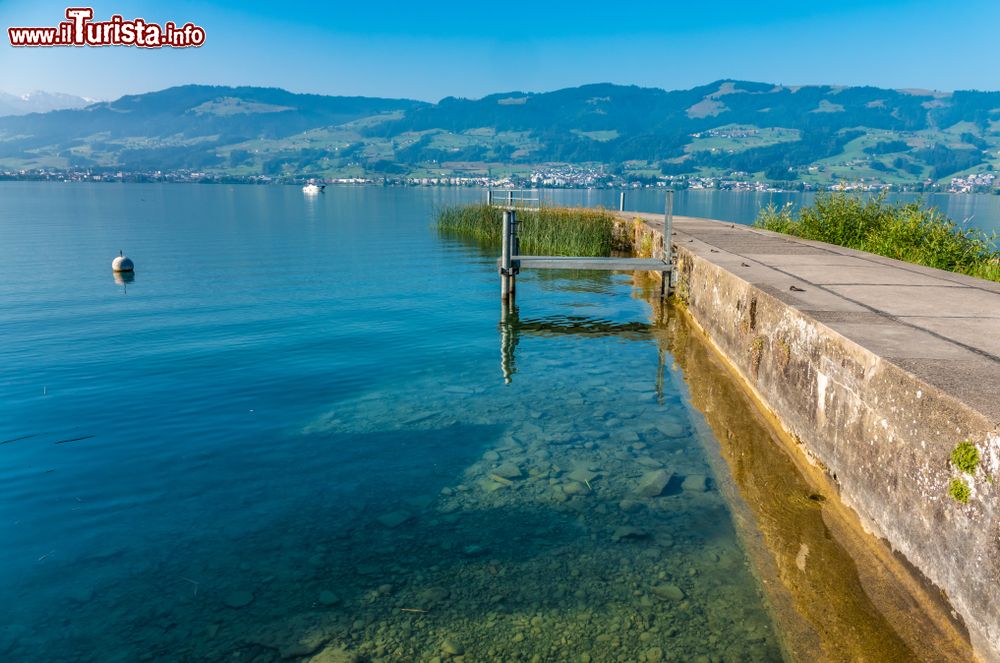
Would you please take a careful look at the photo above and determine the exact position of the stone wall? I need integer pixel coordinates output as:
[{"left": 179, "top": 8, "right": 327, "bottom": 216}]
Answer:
[{"left": 615, "top": 216, "right": 1000, "bottom": 663}]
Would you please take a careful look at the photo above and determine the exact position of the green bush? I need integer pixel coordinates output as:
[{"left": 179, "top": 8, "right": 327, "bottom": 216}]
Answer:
[
  {"left": 437, "top": 204, "right": 630, "bottom": 257},
  {"left": 755, "top": 194, "right": 1000, "bottom": 282}
]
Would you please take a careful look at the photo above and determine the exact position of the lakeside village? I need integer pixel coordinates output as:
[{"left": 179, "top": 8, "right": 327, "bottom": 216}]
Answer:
[{"left": 2, "top": 165, "right": 996, "bottom": 194}]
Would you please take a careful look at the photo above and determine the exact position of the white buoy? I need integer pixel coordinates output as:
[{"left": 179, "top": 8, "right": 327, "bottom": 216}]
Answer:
[{"left": 112, "top": 250, "right": 134, "bottom": 273}]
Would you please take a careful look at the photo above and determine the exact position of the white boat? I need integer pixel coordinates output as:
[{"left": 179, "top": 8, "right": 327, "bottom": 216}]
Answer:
[{"left": 302, "top": 182, "right": 325, "bottom": 195}]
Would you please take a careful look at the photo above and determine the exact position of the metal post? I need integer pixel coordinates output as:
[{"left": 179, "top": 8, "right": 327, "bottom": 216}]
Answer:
[
  {"left": 510, "top": 210, "right": 519, "bottom": 258},
  {"left": 619, "top": 191, "right": 625, "bottom": 212},
  {"left": 487, "top": 189, "right": 493, "bottom": 206},
  {"left": 664, "top": 188, "right": 675, "bottom": 295},
  {"left": 663, "top": 189, "right": 674, "bottom": 261},
  {"left": 509, "top": 210, "right": 518, "bottom": 297},
  {"left": 501, "top": 210, "right": 512, "bottom": 301},
  {"left": 507, "top": 190, "right": 513, "bottom": 207}
]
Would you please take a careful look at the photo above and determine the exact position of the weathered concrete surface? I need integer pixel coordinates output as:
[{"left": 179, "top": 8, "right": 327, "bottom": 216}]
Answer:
[{"left": 620, "top": 212, "right": 1000, "bottom": 663}]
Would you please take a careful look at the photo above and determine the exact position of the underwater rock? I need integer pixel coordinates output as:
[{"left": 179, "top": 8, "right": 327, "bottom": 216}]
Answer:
[
  {"left": 417, "top": 587, "right": 450, "bottom": 605},
  {"left": 567, "top": 468, "right": 599, "bottom": 484},
  {"left": 562, "top": 481, "right": 588, "bottom": 496},
  {"left": 307, "top": 645, "right": 356, "bottom": 663},
  {"left": 657, "top": 422, "right": 687, "bottom": 438},
  {"left": 319, "top": 591, "right": 340, "bottom": 606},
  {"left": 645, "top": 646, "right": 664, "bottom": 662},
  {"left": 376, "top": 511, "right": 413, "bottom": 528},
  {"left": 611, "top": 526, "right": 648, "bottom": 542},
  {"left": 224, "top": 590, "right": 255, "bottom": 608},
  {"left": 441, "top": 639, "right": 465, "bottom": 656},
  {"left": 635, "top": 457, "right": 663, "bottom": 468},
  {"left": 651, "top": 584, "right": 685, "bottom": 601},
  {"left": 480, "top": 478, "right": 508, "bottom": 493},
  {"left": 483, "top": 450, "right": 501, "bottom": 462},
  {"left": 493, "top": 462, "right": 523, "bottom": 480},
  {"left": 618, "top": 499, "right": 644, "bottom": 513},
  {"left": 682, "top": 474, "right": 710, "bottom": 492},
  {"left": 634, "top": 470, "right": 673, "bottom": 498}
]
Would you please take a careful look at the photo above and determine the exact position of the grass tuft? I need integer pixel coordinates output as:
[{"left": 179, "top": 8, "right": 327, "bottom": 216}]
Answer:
[
  {"left": 948, "top": 477, "right": 971, "bottom": 504},
  {"left": 951, "top": 441, "right": 980, "bottom": 475},
  {"left": 437, "top": 204, "right": 631, "bottom": 257},
  {"left": 755, "top": 193, "right": 1000, "bottom": 282}
]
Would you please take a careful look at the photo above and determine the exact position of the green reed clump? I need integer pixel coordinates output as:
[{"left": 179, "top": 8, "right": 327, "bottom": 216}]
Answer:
[
  {"left": 437, "top": 204, "right": 630, "bottom": 256},
  {"left": 755, "top": 193, "right": 1000, "bottom": 282}
]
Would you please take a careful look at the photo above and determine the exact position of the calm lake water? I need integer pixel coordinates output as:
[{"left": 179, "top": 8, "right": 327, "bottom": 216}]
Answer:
[{"left": 0, "top": 183, "right": 976, "bottom": 662}]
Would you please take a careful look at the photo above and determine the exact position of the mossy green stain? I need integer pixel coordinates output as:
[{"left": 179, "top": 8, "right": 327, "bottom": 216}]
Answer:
[
  {"left": 950, "top": 440, "right": 980, "bottom": 475},
  {"left": 947, "top": 477, "right": 971, "bottom": 504}
]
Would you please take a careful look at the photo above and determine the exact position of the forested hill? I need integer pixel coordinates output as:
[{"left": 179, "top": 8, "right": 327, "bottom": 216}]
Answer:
[{"left": 2, "top": 80, "right": 999, "bottom": 185}]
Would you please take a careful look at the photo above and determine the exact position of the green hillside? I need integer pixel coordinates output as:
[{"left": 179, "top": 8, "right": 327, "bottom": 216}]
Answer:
[{"left": 1, "top": 80, "right": 999, "bottom": 187}]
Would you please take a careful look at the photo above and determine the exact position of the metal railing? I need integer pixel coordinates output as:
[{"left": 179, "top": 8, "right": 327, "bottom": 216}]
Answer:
[{"left": 485, "top": 189, "right": 541, "bottom": 210}]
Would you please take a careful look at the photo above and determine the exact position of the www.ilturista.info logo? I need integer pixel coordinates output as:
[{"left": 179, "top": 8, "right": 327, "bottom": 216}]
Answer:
[{"left": 7, "top": 8, "right": 206, "bottom": 48}]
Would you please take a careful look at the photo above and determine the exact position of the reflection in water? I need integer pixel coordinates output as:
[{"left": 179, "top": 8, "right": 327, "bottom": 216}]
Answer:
[
  {"left": 499, "top": 301, "right": 658, "bottom": 385},
  {"left": 112, "top": 269, "right": 135, "bottom": 293},
  {"left": 653, "top": 293, "right": 973, "bottom": 663}
]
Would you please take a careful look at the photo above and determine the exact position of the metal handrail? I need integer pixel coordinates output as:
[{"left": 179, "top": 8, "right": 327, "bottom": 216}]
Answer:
[{"left": 485, "top": 189, "right": 542, "bottom": 210}]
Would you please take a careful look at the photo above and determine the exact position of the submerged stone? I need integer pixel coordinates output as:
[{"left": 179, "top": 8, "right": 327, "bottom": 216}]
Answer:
[
  {"left": 441, "top": 639, "right": 465, "bottom": 656},
  {"left": 567, "top": 468, "right": 599, "bottom": 484},
  {"left": 651, "top": 584, "right": 685, "bottom": 601},
  {"left": 682, "top": 474, "right": 710, "bottom": 492},
  {"left": 657, "top": 422, "right": 688, "bottom": 438},
  {"left": 493, "top": 462, "right": 523, "bottom": 480},
  {"left": 307, "top": 646, "right": 354, "bottom": 663},
  {"left": 635, "top": 470, "right": 673, "bottom": 498},
  {"left": 377, "top": 510, "right": 413, "bottom": 528},
  {"left": 611, "top": 526, "right": 648, "bottom": 542},
  {"left": 619, "top": 499, "right": 644, "bottom": 513},
  {"left": 417, "top": 587, "right": 450, "bottom": 605},
  {"left": 480, "top": 478, "right": 508, "bottom": 492}
]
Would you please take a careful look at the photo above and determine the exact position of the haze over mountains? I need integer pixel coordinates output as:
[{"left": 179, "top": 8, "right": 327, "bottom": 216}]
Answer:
[
  {"left": 1, "top": 80, "right": 998, "bottom": 186},
  {"left": 0, "top": 91, "right": 97, "bottom": 116}
]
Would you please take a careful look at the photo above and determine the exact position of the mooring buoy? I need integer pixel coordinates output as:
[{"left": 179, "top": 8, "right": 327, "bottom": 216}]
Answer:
[{"left": 112, "top": 250, "right": 134, "bottom": 273}]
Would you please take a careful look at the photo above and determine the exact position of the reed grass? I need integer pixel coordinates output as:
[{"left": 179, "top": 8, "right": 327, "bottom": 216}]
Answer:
[
  {"left": 755, "top": 193, "right": 1000, "bottom": 282},
  {"left": 437, "top": 204, "right": 630, "bottom": 257}
]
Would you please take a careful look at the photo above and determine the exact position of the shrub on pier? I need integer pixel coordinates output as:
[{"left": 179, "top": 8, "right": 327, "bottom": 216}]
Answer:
[{"left": 755, "top": 193, "right": 1000, "bottom": 282}]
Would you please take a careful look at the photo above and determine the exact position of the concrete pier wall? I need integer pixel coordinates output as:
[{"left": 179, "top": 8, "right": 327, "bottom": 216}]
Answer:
[{"left": 616, "top": 214, "right": 1000, "bottom": 663}]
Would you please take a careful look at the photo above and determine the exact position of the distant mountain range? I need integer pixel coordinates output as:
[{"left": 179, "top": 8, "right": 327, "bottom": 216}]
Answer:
[
  {"left": 1, "top": 81, "right": 999, "bottom": 186},
  {"left": 0, "top": 91, "right": 96, "bottom": 116}
]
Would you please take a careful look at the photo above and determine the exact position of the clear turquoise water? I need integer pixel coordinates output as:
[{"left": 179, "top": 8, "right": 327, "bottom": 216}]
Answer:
[{"left": 0, "top": 183, "right": 788, "bottom": 662}]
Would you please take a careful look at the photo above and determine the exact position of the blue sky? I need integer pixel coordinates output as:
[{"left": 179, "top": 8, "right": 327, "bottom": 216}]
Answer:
[{"left": 2, "top": 0, "right": 999, "bottom": 100}]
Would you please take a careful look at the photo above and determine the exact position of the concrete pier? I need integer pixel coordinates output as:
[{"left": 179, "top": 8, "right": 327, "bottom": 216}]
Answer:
[{"left": 621, "top": 211, "right": 1000, "bottom": 662}]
